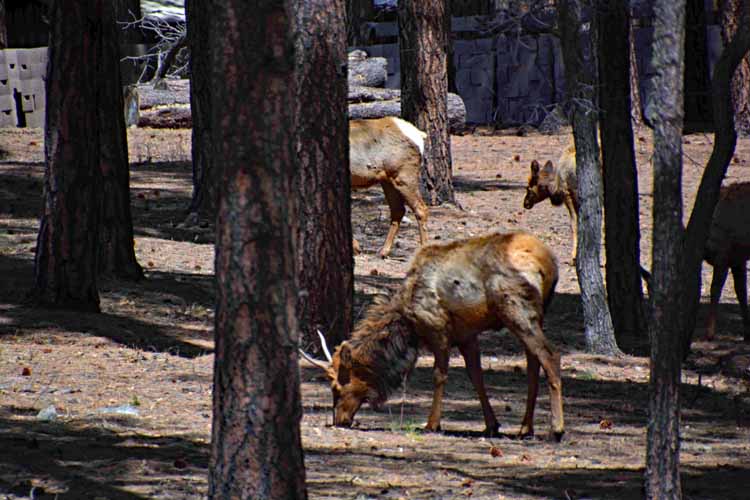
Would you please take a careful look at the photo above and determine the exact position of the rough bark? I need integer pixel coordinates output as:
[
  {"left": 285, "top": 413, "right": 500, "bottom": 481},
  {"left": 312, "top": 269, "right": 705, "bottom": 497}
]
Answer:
[
  {"left": 208, "top": 1, "right": 307, "bottom": 498},
  {"left": 597, "top": 1, "right": 645, "bottom": 349},
  {"left": 683, "top": 0, "right": 713, "bottom": 132},
  {"left": 0, "top": 1, "right": 7, "bottom": 50},
  {"left": 721, "top": 0, "right": 750, "bottom": 135},
  {"left": 630, "top": 16, "right": 644, "bottom": 127},
  {"left": 32, "top": 0, "right": 102, "bottom": 312},
  {"left": 559, "top": 0, "right": 619, "bottom": 355},
  {"left": 295, "top": 0, "right": 354, "bottom": 351},
  {"left": 681, "top": 1, "right": 750, "bottom": 354},
  {"left": 185, "top": 0, "right": 215, "bottom": 218},
  {"left": 644, "top": 1, "right": 686, "bottom": 498},
  {"left": 98, "top": 0, "right": 143, "bottom": 281},
  {"left": 398, "top": 0, "right": 456, "bottom": 206}
]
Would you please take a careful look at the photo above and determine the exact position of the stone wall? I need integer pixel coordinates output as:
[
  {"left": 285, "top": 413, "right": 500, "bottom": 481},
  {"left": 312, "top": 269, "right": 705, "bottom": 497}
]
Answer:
[{"left": 0, "top": 48, "right": 47, "bottom": 128}]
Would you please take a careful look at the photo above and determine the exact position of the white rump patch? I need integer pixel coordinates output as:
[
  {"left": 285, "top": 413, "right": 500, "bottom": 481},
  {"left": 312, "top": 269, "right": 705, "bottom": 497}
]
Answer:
[{"left": 390, "top": 117, "right": 425, "bottom": 155}]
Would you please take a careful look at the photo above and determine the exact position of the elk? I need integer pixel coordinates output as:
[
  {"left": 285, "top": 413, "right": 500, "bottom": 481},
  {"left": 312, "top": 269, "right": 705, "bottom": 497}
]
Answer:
[
  {"left": 301, "top": 231, "right": 565, "bottom": 440},
  {"left": 523, "top": 142, "right": 579, "bottom": 264},
  {"left": 704, "top": 182, "right": 750, "bottom": 341},
  {"left": 349, "top": 117, "right": 429, "bottom": 257}
]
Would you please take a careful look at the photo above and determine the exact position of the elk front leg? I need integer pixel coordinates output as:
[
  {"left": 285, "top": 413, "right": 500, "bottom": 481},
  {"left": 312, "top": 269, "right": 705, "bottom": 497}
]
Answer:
[
  {"left": 379, "top": 181, "right": 406, "bottom": 257},
  {"left": 458, "top": 340, "right": 499, "bottom": 436},
  {"left": 706, "top": 262, "right": 729, "bottom": 340},
  {"left": 394, "top": 177, "right": 428, "bottom": 247},
  {"left": 520, "top": 348, "right": 540, "bottom": 438},
  {"left": 425, "top": 350, "right": 449, "bottom": 432},
  {"left": 731, "top": 264, "right": 749, "bottom": 341}
]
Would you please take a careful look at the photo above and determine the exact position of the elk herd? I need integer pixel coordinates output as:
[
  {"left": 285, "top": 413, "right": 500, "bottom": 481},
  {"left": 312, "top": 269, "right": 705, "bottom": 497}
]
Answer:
[{"left": 300, "top": 117, "right": 750, "bottom": 442}]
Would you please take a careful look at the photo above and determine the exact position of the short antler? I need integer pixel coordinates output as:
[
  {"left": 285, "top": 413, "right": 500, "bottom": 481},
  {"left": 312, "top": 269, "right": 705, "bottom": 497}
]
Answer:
[
  {"left": 317, "top": 329, "right": 333, "bottom": 362},
  {"left": 298, "top": 348, "right": 329, "bottom": 371}
]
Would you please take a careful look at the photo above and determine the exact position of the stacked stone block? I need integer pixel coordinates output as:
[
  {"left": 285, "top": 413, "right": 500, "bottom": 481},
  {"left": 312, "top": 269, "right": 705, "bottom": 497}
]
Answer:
[{"left": 0, "top": 47, "right": 47, "bottom": 128}]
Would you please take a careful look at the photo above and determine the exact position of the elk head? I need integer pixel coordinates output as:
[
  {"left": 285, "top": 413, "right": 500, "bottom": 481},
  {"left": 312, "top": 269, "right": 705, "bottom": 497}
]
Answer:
[
  {"left": 523, "top": 159, "right": 555, "bottom": 209},
  {"left": 299, "top": 332, "right": 373, "bottom": 427}
]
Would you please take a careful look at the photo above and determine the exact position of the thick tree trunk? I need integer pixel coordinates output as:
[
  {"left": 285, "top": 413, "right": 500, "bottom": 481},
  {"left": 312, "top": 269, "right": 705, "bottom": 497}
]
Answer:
[
  {"left": 644, "top": 1, "right": 686, "bottom": 498},
  {"left": 683, "top": 0, "right": 713, "bottom": 132},
  {"left": 295, "top": 0, "right": 354, "bottom": 351},
  {"left": 597, "top": 1, "right": 645, "bottom": 349},
  {"left": 559, "top": 0, "right": 619, "bottom": 356},
  {"left": 32, "top": 0, "right": 102, "bottom": 313},
  {"left": 398, "top": 0, "right": 456, "bottom": 206},
  {"left": 721, "top": 0, "right": 750, "bottom": 135},
  {"left": 630, "top": 16, "right": 644, "bottom": 127},
  {"left": 347, "top": 0, "right": 375, "bottom": 46},
  {"left": 681, "top": 2, "right": 750, "bottom": 354},
  {"left": 0, "top": 1, "right": 7, "bottom": 50},
  {"left": 208, "top": 1, "right": 307, "bottom": 498},
  {"left": 185, "top": 0, "right": 215, "bottom": 219},
  {"left": 98, "top": 0, "right": 143, "bottom": 281}
]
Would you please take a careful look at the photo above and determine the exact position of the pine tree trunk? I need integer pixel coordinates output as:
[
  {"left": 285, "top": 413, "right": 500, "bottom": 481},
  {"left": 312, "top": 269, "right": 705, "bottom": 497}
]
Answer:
[
  {"left": 0, "top": 1, "right": 7, "bottom": 50},
  {"left": 683, "top": 0, "right": 713, "bottom": 132},
  {"left": 597, "top": 1, "right": 645, "bottom": 350},
  {"left": 721, "top": 0, "right": 750, "bottom": 135},
  {"left": 347, "top": 0, "right": 375, "bottom": 46},
  {"left": 630, "top": 16, "right": 644, "bottom": 127},
  {"left": 186, "top": 0, "right": 216, "bottom": 220},
  {"left": 644, "top": 1, "right": 686, "bottom": 498},
  {"left": 398, "top": 0, "right": 456, "bottom": 206},
  {"left": 98, "top": 0, "right": 143, "bottom": 281},
  {"left": 32, "top": 0, "right": 102, "bottom": 313},
  {"left": 208, "top": 2, "right": 307, "bottom": 498},
  {"left": 559, "top": 0, "right": 619, "bottom": 355},
  {"left": 295, "top": 0, "right": 353, "bottom": 352}
]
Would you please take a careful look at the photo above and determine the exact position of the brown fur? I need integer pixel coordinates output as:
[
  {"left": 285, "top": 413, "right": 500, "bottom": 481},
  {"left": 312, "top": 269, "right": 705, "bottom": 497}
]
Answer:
[
  {"left": 349, "top": 117, "right": 429, "bottom": 257},
  {"left": 327, "top": 231, "right": 564, "bottom": 440},
  {"left": 704, "top": 182, "right": 750, "bottom": 341},
  {"left": 524, "top": 142, "right": 579, "bottom": 263}
]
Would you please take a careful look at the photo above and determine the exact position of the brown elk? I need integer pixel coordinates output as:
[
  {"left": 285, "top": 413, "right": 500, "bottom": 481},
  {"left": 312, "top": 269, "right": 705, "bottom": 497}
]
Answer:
[
  {"left": 349, "top": 117, "right": 429, "bottom": 257},
  {"left": 302, "top": 231, "right": 564, "bottom": 440},
  {"left": 704, "top": 182, "right": 750, "bottom": 341},
  {"left": 523, "top": 142, "right": 579, "bottom": 264}
]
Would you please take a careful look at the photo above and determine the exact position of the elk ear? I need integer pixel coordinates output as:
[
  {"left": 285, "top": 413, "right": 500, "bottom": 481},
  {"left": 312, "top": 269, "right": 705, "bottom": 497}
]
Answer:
[
  {"left": 530, "top": 159, "right": 540, "bottom": 175},
  {"left": 542, "top": 160, "right": 554, "bottom": 174}
]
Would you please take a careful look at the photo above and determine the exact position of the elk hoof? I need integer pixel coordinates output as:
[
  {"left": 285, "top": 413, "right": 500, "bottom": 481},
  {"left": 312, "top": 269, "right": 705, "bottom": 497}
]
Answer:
[
  {"left": 550, "top": 430, "right": 565, "bottom": 443},
  {"left": 424, "top": 423, "right": 441, "bottom": 433}
]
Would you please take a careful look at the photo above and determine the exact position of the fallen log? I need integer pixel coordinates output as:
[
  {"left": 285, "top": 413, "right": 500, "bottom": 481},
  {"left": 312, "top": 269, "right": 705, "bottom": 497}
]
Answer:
[{"left": 349, "top": 92, "right": 467, "bottom": 132}]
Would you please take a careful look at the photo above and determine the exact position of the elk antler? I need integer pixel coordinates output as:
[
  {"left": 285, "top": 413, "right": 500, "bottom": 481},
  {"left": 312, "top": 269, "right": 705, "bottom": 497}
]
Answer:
[
  {"left": 317, "top": 329, "right": 333, "bottom": 362},
  {"left": 298, "top": 348, "right": 329, "bottom": 371}
]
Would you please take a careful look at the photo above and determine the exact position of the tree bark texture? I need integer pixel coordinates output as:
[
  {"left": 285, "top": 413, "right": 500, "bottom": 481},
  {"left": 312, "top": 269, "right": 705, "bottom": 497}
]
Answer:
[
  {"left": 721, "top": 0, "right": 750, "bottom": 135},
  {"left": 33, "top": 0, "right": 102, "bottom": 313},
  {"left": 398, "top": 0, "right": 456, "bottom": 206},
  {"left": 683, "top": 0, "right": 713, "bottom": 131},
  {"left": 630, "top": 16, "right": 644, "bottom": 127},
  {"left": 597, "top": 1, "right": 645, "bottom": 348},
  {"left": 558, "top": 0, "right": 619, "bottom": 355},
  {"left": 644, "top": 1, "right": 686, "bottom": 498},
  {"left": 98, "top": 0, "right": 143, "bottom": 281},
  {"left": 681, "top": 1, "right": 750, "bottom": 354},
  {"left": 347, "top": 0, "right": 375, "bottom": 46},
  {"left": 186, "top": 0, "right": 216, "bottom": 218},
  {"left": 208, "top": 1, "right": 307, "bottom": 499},
  {"left": 295, "top": 0, "right": 354, "bottom": 351},
  {"left": 0, "top": 0, "right": 7, "bottom": 50}
]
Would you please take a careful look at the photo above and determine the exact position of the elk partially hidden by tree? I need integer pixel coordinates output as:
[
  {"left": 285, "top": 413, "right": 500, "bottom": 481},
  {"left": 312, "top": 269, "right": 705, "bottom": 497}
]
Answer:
[
  {"left": 303, "top": 231, "right": 564, "bottom": 441},
  {"left": 523, "top": 143, "right": 579, "bottom": 264},
  {"left": 703, "top": 182, "right": 750, "bottom": 341},
  {"left": 350, "top": 117, "right": 429, "bottom": 257}
]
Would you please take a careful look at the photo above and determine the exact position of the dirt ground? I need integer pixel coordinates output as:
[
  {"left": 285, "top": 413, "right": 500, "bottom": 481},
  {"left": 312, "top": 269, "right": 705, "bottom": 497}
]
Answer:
[{"left": 1, "top": 125, "right": 750, "bottom": 499}]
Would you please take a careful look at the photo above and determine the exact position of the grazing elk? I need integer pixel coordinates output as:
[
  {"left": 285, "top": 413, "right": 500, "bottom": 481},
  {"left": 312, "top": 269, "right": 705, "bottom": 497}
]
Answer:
[
  {"left": 523, "top": 142, "right": 579, "bottom": 264},
  {"left": 349, "top": 117, "right": 429, "bottom": 257},
  {"left": 302, "top": 231, "right": 564, "bottom": 440},
  {"left": 704, "top": 182, "right": 750, "bottom": 341}
]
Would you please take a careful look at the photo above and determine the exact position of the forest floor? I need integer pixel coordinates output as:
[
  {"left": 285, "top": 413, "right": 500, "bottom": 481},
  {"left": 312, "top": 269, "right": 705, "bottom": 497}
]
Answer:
[{"left": 0, "top": 125, "right": 750, "bottom": 499}]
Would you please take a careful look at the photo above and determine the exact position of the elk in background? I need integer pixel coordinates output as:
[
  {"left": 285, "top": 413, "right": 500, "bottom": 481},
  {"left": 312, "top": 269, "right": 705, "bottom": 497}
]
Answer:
[
  {"left": 523, "top": 142, "right": 579, "bottom": 264},
  {"left": 302, "top": 231, "right": 565, "bottom": 440},
  {"left": 349, "top": 117, "right": 429, "bottom": 257},
  {"left": 704, "top": 182, "right": 750, "bottom": 341}
]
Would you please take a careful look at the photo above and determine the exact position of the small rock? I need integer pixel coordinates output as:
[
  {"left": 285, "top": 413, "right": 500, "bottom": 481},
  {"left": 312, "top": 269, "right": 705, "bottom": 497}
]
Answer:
[{"left": 37, "top": 405, "right": 59, "bottom": 421}]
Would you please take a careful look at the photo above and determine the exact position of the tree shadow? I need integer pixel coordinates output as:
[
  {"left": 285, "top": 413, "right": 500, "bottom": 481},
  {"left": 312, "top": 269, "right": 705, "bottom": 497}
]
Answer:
[
  {"left": 452, "top": 175, "right": 525, "bottom": 193},
  {"left": 0, "top": 410, "right": 208, "bottom": 499}
]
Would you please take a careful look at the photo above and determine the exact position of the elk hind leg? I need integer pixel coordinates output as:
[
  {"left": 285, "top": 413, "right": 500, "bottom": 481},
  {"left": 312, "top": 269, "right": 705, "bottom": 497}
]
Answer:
[
  {"left": 378, "top": 181, "right": 406, "bottom": 257},
  {"left": 458, "top": 340, "right": 499, "bottom": 436},
  {"left": 520, "top": 348, "right": 540, "bottom": 438},
  {"left": 706, "top": 261, "right": 729, "bottom": 340},
  {"left": 425, "top": 349, "right": 449, "bottom": 433},
  {"left": 393, "top": 177, "right": 428, "bottom": 247},
  {"left": 731, "top": 263, "right": 749, "bottom": 341}
]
